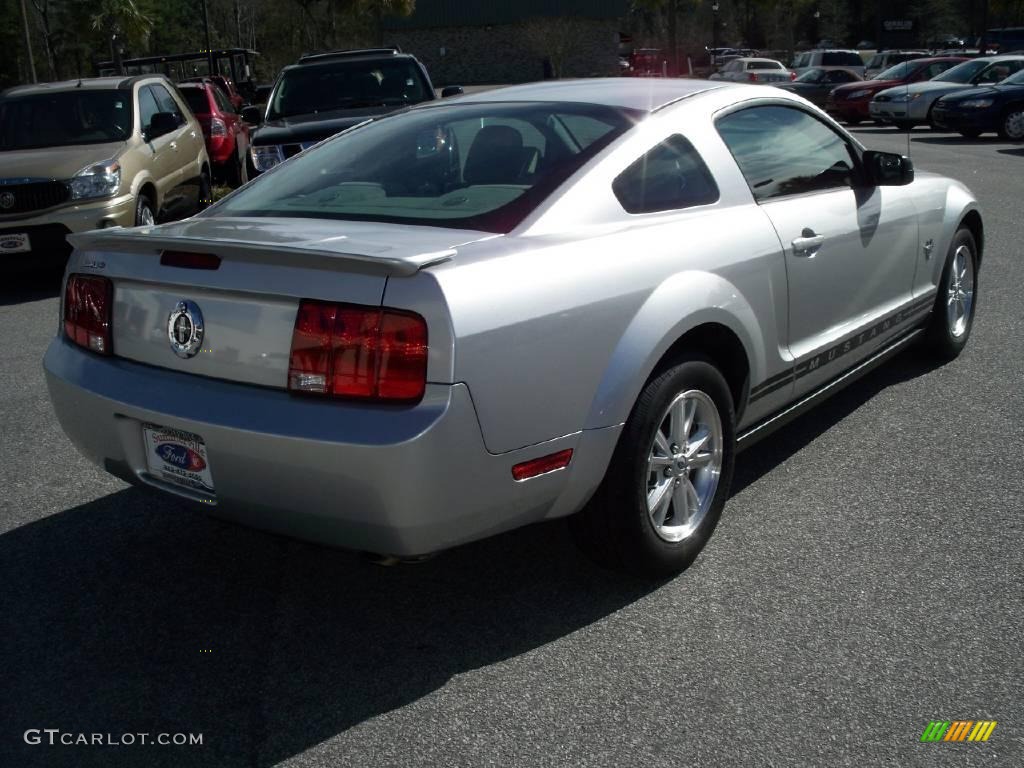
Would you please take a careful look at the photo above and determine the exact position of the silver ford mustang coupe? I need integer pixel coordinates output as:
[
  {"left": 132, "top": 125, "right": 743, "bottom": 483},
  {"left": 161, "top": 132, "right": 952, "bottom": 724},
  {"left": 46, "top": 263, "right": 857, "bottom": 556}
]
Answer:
[{"left": 45, "top": 79, "right": 982, "bottom": 577}]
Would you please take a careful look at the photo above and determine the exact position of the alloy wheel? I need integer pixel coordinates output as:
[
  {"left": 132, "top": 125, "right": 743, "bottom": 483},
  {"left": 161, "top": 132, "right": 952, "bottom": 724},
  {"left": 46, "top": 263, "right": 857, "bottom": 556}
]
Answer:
[
  {"left": 946, "top": 244, "right": 975, "bottom": 339},
  {"left": 645, "top": 390, "right": 723, "bottom": 543}
]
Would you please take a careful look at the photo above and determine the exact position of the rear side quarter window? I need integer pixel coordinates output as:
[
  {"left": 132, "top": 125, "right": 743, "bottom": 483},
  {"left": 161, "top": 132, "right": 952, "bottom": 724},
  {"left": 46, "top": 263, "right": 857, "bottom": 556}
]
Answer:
[{"left": 612, "top": 135, "right": 719, "bottom": 214}]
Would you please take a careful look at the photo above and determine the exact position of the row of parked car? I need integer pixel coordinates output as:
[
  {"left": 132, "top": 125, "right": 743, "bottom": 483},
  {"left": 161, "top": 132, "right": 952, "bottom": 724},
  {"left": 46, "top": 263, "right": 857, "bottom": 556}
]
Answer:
[
  {"left": 0, "top": 48, "right": 465, "bottom": 269},
  {"left": 714, "top": 51, "right": 1024, "bottom": 139}
]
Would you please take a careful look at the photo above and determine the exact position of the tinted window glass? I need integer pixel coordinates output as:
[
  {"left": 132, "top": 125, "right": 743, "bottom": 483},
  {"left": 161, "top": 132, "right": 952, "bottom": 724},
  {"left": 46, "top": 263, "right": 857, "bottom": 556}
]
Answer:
[
  {"left": 0, "top": 90, "right": 133, "bottom": 149},
  {"left": 925, "top": 61, "right": 959, "bottom": 78},
  {"left": 717, "top": 106, "right": 857, "bottom": 201},
  {"left": 822, "top": 52, "right": 864, "bottom": 66},
  {"left": 269, "top": 59, "right": 430, "bottom": 120},
  {"left": 213, "top": 86, "right": 234, "bottom": 113},
  {"left": 826, "top": 70, "right": 857, "bottom": 82},
  {"left": 976, "top": 60, "right": 1024, "bottom": 83},
  {"left": 212, "top": 102, "right": 638, "bottom": 233},
  {"left": 138, "top": 87, "right": 160, "bottom": 132},
  {"left": 748, "top": 61, "right": 782, "bottom": 70},
  {"left": 612, "top": 135, "right": 719, "bottom": 214},
  {"left": 150, "top": 84, "right": 182, "bottom": 120},
  {"left": 180, "top": 87, "right": 209, "bottom": 115}
]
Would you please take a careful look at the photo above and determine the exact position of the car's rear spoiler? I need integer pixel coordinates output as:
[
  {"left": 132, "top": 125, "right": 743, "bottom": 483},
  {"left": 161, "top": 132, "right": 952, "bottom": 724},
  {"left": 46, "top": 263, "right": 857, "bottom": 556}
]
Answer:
[{"left": 66, "top": 229, "right": 454, "bottom": 277}]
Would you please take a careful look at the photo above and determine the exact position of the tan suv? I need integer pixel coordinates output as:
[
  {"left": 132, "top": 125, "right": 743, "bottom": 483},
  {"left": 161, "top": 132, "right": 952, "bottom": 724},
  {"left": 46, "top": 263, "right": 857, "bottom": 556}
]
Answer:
[{"left": 0, "top": 75, "right": 210, "bottom": 269}]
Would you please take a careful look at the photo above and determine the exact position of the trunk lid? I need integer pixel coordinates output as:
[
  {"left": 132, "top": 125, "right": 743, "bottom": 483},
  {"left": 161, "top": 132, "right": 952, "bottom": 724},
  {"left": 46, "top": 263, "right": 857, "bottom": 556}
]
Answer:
[{"left": 68, "top": 217, "right": 494, "bottom": 389}]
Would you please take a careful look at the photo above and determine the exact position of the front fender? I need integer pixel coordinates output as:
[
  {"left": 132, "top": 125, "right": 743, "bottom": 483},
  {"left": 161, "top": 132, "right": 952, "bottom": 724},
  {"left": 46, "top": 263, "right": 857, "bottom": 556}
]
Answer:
[{"left": 583, "top": 270, "right": 764, "bottom": 430}]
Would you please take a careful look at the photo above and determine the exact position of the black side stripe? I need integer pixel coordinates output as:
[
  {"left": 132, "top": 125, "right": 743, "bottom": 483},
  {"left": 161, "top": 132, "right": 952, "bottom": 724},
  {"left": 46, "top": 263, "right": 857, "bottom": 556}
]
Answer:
[{"left": 749, "top": 293, "right": 935, "bottom": 403}]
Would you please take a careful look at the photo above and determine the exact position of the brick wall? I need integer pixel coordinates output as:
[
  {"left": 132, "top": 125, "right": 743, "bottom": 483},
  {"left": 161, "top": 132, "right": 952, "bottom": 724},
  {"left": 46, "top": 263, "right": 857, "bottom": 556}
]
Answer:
[{"left": 387, "top": 18, "right": 622, "bottom": 85}]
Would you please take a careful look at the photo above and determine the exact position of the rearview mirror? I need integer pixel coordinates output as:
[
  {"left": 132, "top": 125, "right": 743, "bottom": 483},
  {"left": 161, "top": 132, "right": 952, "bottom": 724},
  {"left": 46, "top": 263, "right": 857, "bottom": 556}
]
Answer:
[
  {"left": 863, "top": 150, "right": 914, "bottom": 186},
  {"left": 440, "top": 86, "right": 464, "bottom": 98},
  {"left": 241, "top": 105, "right": 264, "bottom": 126},
  {"left": 145, "top": 112, "right": 179, "bottom": 142}
]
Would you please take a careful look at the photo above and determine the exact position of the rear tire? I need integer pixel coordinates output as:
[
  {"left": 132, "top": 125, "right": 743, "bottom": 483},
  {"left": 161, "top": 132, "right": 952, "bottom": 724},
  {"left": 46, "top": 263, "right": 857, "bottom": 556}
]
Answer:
[
  {"left": 998, "top": 105, "right": 1024, "bottom": 140},
  {"left": 570, "top": 356, "right": 736, "bottom": 578},
  {"left": 923, "top": 228, "right": 978, "bottom": 361},
  {"left": 224, "top": 148, "right": 249, "bottom": 188}
]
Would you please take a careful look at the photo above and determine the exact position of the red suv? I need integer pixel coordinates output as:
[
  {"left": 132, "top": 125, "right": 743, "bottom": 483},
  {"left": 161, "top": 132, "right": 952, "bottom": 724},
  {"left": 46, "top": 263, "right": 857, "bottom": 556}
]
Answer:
[
  {"left": 179, "top": 81, "right": 251, "bottom": 187},
  {"left": 182, "top": 75, "right": 244, "bottom": 111},
  {"left": 826, "top": 56, "right": 967, "bottom": 124}
]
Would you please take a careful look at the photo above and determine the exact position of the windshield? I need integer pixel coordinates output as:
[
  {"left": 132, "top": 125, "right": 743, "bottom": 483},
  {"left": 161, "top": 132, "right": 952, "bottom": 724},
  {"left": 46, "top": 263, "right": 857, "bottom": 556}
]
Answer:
[
  {"left": 211, "top": 102, "right": 639, "bottom": 233},
  {"left": 1001, "top": 68, "right": 1024, "bottom": 85},
  {"left": 934, "top": 59, "right": 990, "bottom": 83},
  {"left": 0, "top": 90, "right": 132, "bottom": 150},
  {"left": 796, "top": 68, "right": 826, "bottom": 83},
  {"left": 268, "top": 59, "right": 431, "bottom": 120},
  {"left": 874, "top": 61, "right": 916, "bottom": 80}
]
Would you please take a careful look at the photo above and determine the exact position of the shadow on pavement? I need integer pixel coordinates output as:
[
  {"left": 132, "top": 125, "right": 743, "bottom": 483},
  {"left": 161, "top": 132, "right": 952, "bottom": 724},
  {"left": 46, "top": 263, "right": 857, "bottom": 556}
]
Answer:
[
  {"left": 997, "top": 146, "right": 1024, "bottom": 156},
  {"left": 0, "top": 339, "right": 947, "bottom": 767},
  {"left": 0, "top": 486, "right": 657, "bottom": 767},
  {"left": 733, "top": 347, "right": 945, "bottom": 495},
  {"left": 912, "top": 135, "right": 1005, "bottom": 147},
  {"left": 0, "top": 267, "right": 63, "bottom": 307}
]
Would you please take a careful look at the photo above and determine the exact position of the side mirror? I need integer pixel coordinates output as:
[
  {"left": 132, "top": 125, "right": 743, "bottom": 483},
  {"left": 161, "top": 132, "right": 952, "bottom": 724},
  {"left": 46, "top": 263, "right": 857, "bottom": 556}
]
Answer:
[
  {"left": 145, "top": 112, "right": 179, "bottom": 142},
  {"left": 863, "top": 150, "right": 914, "bottom": 186},
  {"left": 241, "top": 105, "right": 264, "bottom": 125},
  {"left": 440, "top": 85, "right": 464, "bottom": 98}
]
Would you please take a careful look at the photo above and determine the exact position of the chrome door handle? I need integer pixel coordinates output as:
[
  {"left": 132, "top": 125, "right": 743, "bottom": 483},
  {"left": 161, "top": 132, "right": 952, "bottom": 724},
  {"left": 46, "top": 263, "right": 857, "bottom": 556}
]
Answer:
[
  {"left": 792, "top": 229, "right": 824, "bottom": 257},
  {"left": 169, "top": 141, "right": 178, "bottom": 151}
]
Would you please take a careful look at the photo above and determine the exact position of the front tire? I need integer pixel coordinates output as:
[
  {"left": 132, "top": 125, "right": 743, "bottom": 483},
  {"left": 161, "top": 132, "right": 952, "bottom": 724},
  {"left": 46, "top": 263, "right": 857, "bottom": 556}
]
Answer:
[
  {"left": 134, "top": 193, "right": 155, "bottom": 227},
  {"left": 998, "top": 105, "right": 1024, "bottom": 140},
  {"left": 923, "top": 228, "right": 978, "bottom": 361},
  {"left": 570, "top": 357, "right": 736, "bottom": 578}
]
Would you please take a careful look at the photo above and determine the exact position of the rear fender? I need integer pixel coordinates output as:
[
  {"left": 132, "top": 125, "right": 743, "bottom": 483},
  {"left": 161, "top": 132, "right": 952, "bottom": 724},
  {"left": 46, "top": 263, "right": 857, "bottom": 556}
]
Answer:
[{"left": 583, "top": 270, "right": 762, "bottom": 429}]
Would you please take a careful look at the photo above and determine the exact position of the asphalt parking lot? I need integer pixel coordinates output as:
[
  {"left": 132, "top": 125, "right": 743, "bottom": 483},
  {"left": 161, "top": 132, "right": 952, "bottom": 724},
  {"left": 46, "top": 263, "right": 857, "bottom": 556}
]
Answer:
[{"left": 1, "top": 125, "right": 1021, "bottom": 768}]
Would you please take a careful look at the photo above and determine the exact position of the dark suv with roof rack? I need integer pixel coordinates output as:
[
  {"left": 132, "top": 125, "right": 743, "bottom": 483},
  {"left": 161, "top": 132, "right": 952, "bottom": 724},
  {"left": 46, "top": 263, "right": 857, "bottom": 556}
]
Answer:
[{"left": 244, "top": 48, "right": 462, "bottom": 176}]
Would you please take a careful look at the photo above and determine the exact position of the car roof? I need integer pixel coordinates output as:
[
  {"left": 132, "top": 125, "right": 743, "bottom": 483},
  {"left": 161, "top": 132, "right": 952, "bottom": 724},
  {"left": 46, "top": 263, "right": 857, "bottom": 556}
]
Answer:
[
  {"left": 283, "top": 51, "right": 418, "bottom": 72},
  {"left": 737, "top": 57, "right": 783, "bottom": 64},
  {"left": 2, "top": 74, "right": 167, "bottom": 97},
  {"left": 445, "top": 78, "right": 728, "bottom": 113}
]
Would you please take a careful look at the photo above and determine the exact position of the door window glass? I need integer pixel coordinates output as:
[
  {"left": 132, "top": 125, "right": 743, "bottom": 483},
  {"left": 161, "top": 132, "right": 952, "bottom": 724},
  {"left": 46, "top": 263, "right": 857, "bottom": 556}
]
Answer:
[{"left": 716, "top": 106, "right": 858, "bottom": 201}]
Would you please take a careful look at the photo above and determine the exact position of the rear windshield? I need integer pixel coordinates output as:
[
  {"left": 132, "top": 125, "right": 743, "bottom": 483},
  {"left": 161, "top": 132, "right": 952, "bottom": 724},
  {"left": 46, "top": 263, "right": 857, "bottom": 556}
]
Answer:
[
  {"left": 179, "top": 87, "right": 210, "bottom": 115},
  {"left": 0, "top": 90, "right": 133, "bottom": 150},
  {"left": 748, "top": 61, "right": 783, "bottom": 70},
  {"left": 822, "top": 52, "right": 863, "bottom": 66},
  {"left": 210, "top": 101, "right": 639, "bottom": 233},
  {"left": 268, "top": 58, "right": 432, "bottom": 120}
]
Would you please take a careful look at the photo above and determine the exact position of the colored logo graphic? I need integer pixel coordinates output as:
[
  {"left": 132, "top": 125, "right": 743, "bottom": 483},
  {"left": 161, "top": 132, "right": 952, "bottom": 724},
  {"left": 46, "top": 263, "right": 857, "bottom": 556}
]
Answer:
[
  {"left": 920, "top": 720, "right": 997, "bottom": 742},
  {"left": 156, "top": 443, "right": 207, "bottom": 472}
]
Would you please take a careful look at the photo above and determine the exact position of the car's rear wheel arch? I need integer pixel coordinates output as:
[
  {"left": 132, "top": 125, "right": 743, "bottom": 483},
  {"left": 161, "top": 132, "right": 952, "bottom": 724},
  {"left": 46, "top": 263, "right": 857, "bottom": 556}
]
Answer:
[{"left": 652, "top": 323, "right": 750, "bottom": 421}]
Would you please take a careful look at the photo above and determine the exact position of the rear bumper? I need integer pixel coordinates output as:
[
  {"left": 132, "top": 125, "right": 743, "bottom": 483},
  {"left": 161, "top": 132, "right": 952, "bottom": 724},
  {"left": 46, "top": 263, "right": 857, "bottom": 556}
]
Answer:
[{"left": 44, "top": 337, "right": 617, "bottom": 554}]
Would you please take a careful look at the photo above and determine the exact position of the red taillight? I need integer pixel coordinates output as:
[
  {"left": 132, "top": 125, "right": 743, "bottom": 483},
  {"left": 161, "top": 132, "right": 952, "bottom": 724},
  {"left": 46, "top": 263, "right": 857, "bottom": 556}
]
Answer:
[
  {"left": 63, "top": 274, "right": 113, "bottom": 355},
  {"left": 287, "top": 301, "right": 427, "bottom": 402},
  {"left": 512, "top": 449, "right": 574, "bottom": 481},
  {"left": 748, "top": 72, "right": 759, "bottom": 82},
  {"left": 160, "top": 250, "right": 221, "bottom": 270},
  {"left": 790, "top": 71, "right": 797, "bottom": 80},
  {"left": 210, "top": 117, "right": 227, "bottom": 137}
]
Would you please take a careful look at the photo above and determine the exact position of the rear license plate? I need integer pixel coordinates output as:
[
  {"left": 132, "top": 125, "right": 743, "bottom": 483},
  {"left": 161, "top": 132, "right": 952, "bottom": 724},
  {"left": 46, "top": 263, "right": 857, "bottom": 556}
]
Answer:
[
  {"left": 0, "top": 233, "right": 30, "bottom": 253},
  {"left": 143, "top": 424, "right": 216, "bottom": 496}
]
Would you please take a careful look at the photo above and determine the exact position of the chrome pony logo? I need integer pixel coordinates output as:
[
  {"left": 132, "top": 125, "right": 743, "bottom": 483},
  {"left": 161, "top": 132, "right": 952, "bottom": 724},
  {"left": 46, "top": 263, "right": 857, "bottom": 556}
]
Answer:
[{"left": 167, "top": 300, "right": 204, "bottom": 358}]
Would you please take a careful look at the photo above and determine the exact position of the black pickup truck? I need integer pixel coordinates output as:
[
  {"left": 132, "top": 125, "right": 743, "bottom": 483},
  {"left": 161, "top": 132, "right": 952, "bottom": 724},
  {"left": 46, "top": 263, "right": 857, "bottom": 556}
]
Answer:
[{"left": 244, "top": 48, "right": 462, "bottom": 175}]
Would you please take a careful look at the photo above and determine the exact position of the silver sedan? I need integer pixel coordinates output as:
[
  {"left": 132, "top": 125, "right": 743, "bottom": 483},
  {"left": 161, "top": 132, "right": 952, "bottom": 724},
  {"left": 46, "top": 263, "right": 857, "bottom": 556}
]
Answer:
[{"left": 46, "top": 79, "right": 982, "bottom": 577}]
